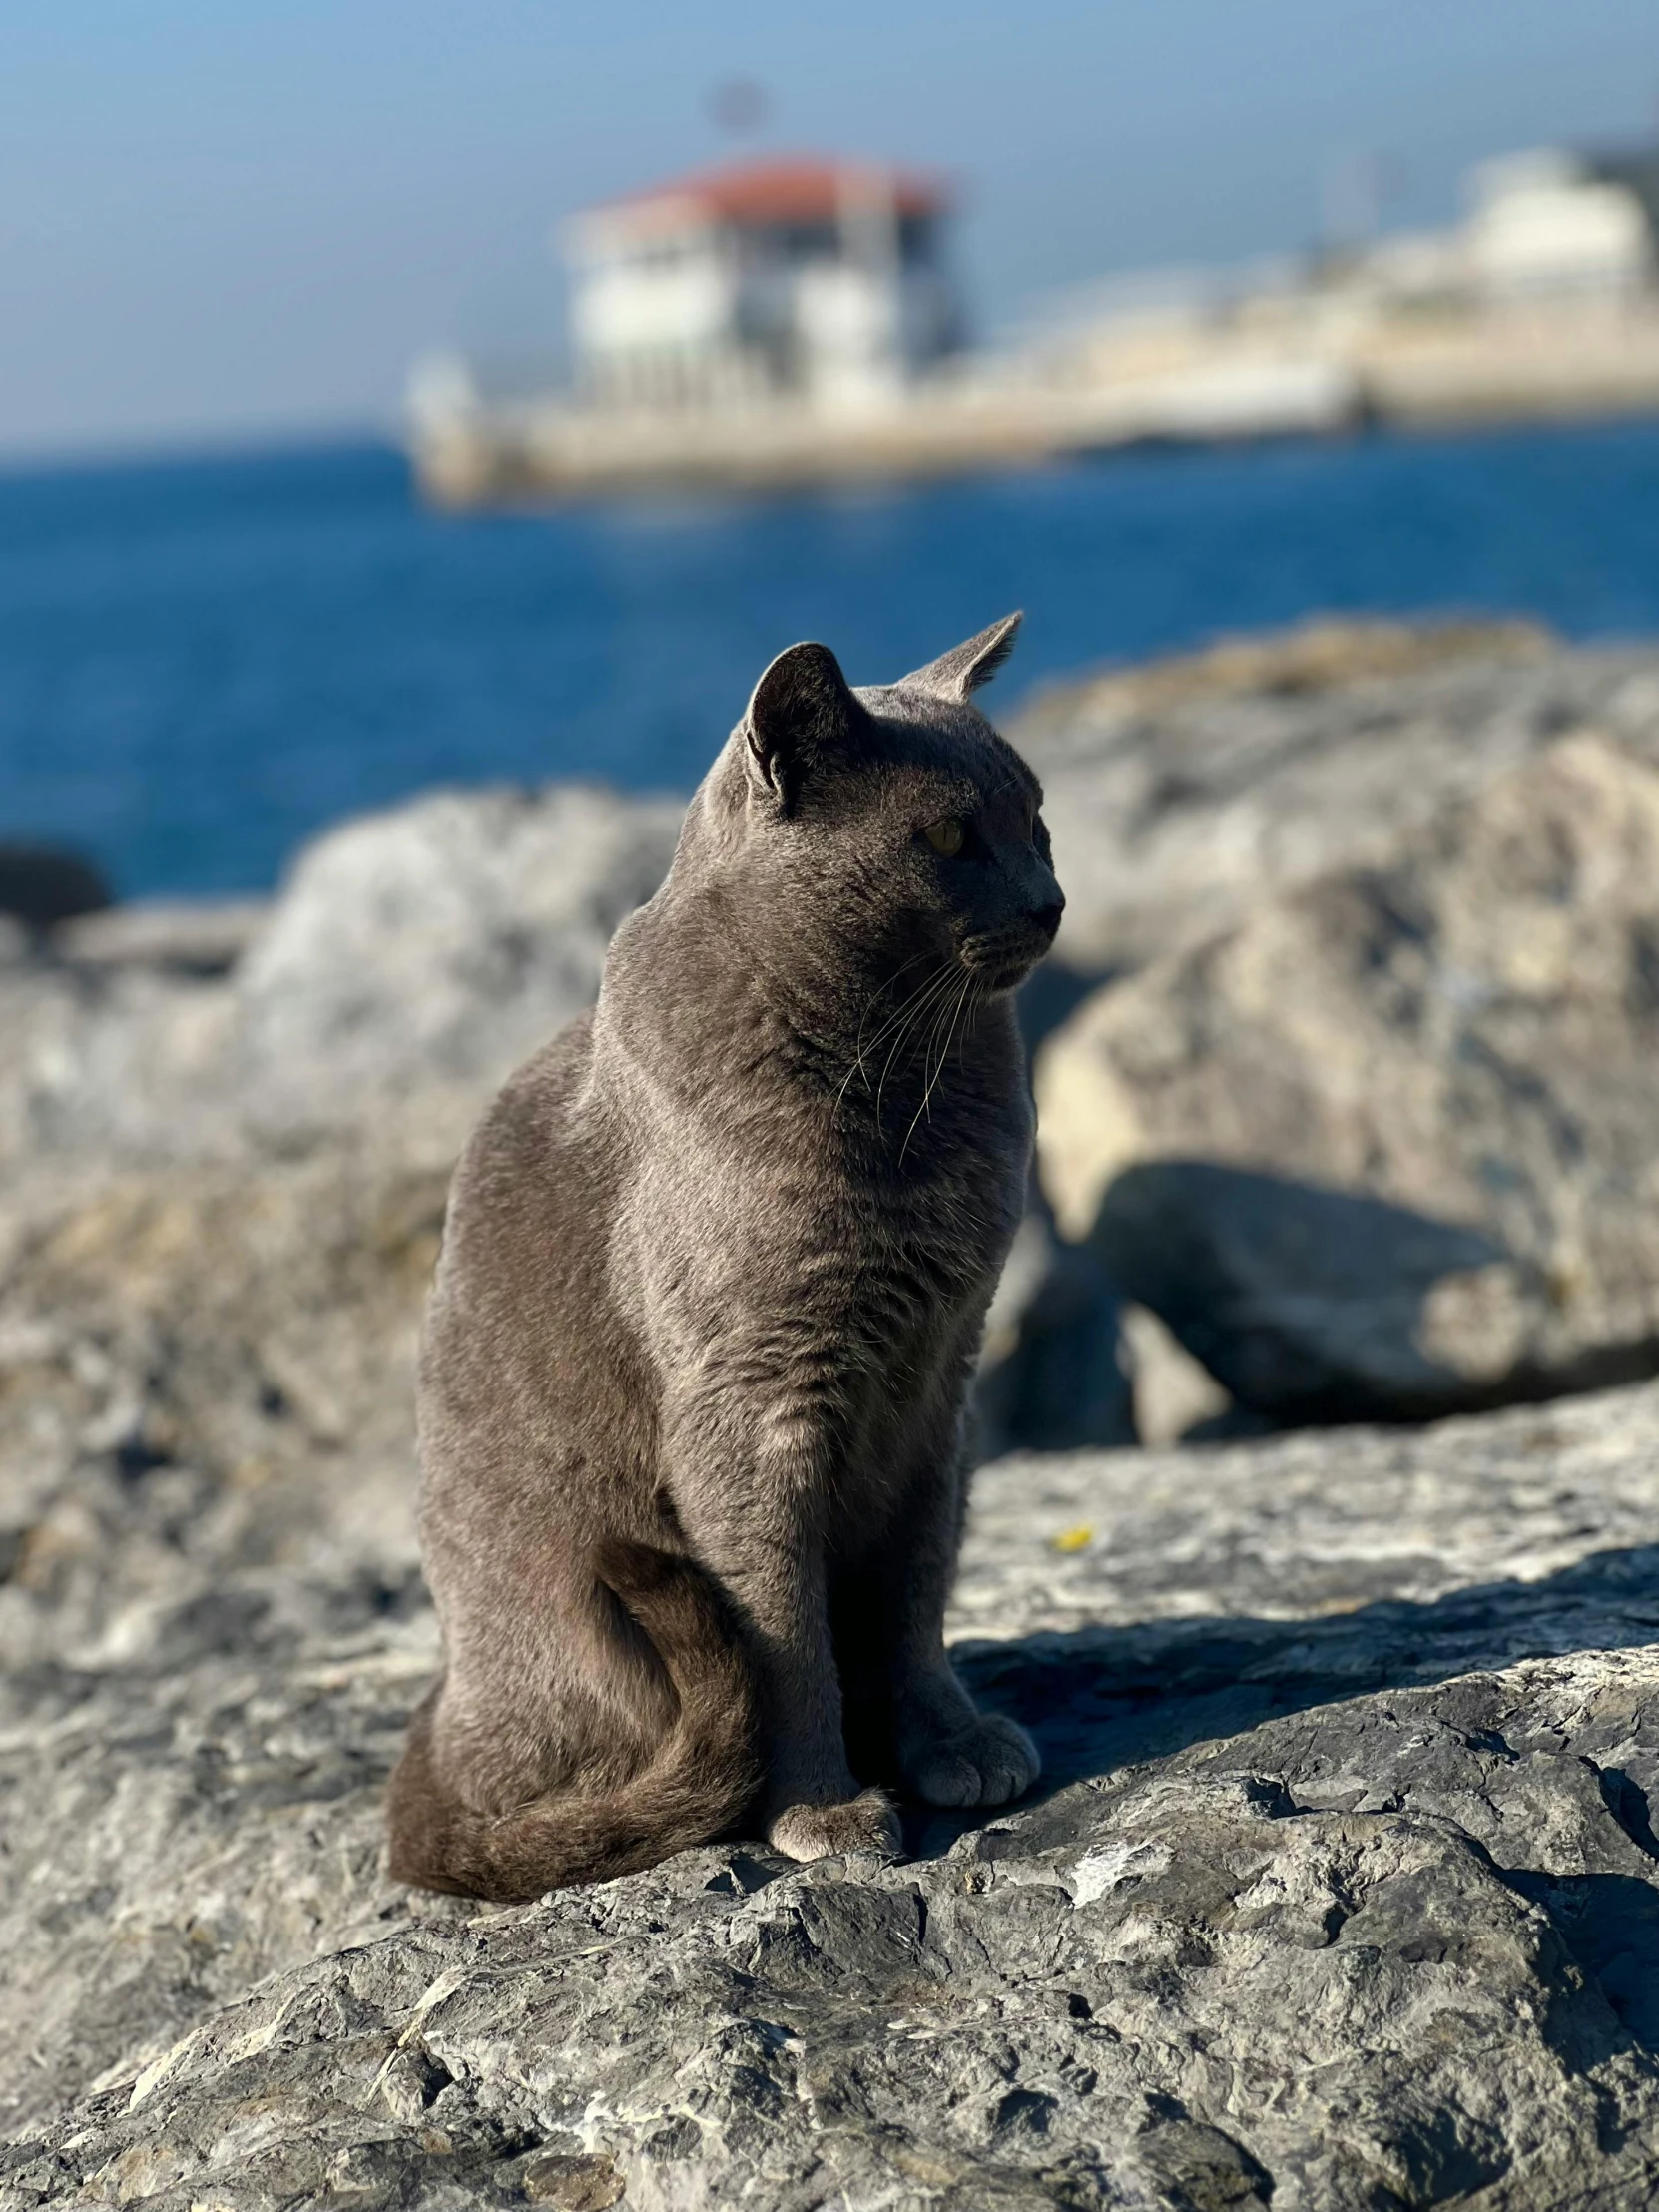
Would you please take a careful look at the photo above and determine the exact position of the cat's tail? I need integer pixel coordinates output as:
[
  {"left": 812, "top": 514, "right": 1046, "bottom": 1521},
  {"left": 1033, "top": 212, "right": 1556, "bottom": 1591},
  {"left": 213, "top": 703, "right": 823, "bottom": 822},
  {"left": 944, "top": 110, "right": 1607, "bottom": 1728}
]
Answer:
[{"left": 386, "top": 1538, "right": 761, "bottom": 1903}]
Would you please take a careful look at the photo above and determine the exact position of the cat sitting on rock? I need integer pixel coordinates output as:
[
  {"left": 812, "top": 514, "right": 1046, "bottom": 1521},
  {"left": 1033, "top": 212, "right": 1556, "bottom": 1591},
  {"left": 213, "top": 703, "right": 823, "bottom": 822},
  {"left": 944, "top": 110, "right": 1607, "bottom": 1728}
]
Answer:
[{"left": 389, "top": 616, "right": 1063, "bottom": 1899}]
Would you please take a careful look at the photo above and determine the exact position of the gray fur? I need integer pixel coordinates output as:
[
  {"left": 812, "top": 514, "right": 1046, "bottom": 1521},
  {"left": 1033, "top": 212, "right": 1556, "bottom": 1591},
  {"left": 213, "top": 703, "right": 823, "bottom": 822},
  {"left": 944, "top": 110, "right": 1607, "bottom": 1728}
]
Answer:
[{"left": 387, "top": 616, "right": 1063, "bottom": 1900}]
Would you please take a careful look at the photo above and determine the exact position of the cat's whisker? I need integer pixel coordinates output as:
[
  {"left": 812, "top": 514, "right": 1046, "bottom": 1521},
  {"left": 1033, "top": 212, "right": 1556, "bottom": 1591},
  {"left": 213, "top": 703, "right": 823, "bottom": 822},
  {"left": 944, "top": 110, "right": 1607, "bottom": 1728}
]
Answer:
[
  {"left": 929, "top": 972, "right": 973, "bottom": 1098},
  {"left": 837, "top": 955, "right": 943, "bottom": 1105},
  {"left": 873, "top": 966, "right": 960, "bottom": 1133},
  {"left": 897, "top": 984, "right": 958, "bottom": 1159},
  {"left": 941, "top": 973, "right": 981, "bottom": 1081},
  {"left": 862, "top": 967, "right": 950, "bottom": 1089},
  {"left": 899, "top": 970, "right": 975, "bottom": 1162},
  {"left": 838, "top": 954, "right": 945, "bottom": 1106},
  {"left": 874, "top": 967, "right": 961, "bottom": 1129},
  {"left": 957, "top": 979, "right": 986, "bottom": 1066},
  {"left": 909, "top": 985, "right": 959, "bottom": 1132}
]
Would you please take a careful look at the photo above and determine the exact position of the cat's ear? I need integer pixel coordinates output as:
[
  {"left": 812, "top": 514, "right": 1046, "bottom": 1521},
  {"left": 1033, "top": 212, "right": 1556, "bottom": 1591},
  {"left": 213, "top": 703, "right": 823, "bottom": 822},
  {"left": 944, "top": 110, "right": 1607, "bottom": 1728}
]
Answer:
[
  {"left": 901, "top": 611, "right": 1023, "bottom": 702},
  {"left": 743, "top": 641, "right": 861, "bottom": 810}
]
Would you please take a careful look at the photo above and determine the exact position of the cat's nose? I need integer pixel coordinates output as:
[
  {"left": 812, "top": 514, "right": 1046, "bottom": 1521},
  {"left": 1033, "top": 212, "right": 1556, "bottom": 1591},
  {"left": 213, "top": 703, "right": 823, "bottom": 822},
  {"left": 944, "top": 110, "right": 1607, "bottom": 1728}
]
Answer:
[{"left": 1030, "top": 899, "right": 1064, "bottom": 942}]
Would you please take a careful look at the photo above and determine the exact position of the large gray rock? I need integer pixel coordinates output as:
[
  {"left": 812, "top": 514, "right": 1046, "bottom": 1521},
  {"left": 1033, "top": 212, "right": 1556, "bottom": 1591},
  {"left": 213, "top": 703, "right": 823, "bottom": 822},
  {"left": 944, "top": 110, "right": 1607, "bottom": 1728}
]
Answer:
[
  {"left": 6, "top": 1375, "right": 1659, "bottom": 2206},
  {"left": 234, "top": 783, "right": 684, "bottom": 1116},
  {"left": 0, "top": 784, "right": 685, "bottom": 1174},
  {"left": 1009, "top": 619, "right": 1659, "bottom": 976},
  {"left": 1037, "top": 732, "right": 1659, "bottom": 1422}
]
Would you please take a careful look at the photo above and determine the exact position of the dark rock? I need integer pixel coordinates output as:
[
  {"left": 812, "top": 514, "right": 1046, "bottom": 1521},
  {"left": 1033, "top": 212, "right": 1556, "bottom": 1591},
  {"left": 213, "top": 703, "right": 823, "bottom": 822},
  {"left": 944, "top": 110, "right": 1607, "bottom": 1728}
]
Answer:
[
  {"left": 0, "top": 843, "right": 110, "bottom": 931},
  {"left": 976, "top": 1213, "right": 1134, "bottom": 1457}
]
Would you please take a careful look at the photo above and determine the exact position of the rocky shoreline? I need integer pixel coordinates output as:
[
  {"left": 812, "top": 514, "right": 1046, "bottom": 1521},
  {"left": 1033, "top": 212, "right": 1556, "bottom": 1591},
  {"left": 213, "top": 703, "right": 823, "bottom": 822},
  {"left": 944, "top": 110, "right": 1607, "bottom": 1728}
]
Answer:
[
  {"left": 5, "top": 621, "right": 1659, "bottom": 2206},
  {"left": 7, "top": 1385, "right": 1659, "bottom": 2207}
]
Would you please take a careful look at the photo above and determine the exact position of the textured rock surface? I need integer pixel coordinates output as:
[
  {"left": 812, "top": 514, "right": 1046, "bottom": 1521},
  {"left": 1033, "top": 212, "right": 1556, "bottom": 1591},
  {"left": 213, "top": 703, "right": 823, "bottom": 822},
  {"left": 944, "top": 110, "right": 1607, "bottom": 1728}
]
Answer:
[
  {"left": 6, "top": 1382, "right": 1659, "bottom": 2206},
  {"left": 1014, "top": 620, "right": 1659, "bottom": 976},
  {"left": 0, "top": 1148, "right": 439, "bottom": 1672},
  {"left": 1037, "top": 733, "right": 1659, "bottom": 1422}
]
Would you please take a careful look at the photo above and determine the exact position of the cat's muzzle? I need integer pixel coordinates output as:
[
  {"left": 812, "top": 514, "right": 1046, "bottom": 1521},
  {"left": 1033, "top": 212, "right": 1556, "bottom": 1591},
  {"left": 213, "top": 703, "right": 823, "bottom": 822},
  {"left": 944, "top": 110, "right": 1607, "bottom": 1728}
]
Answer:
[{"left": 960, "top": 909, "right": 1063, "bottom": 992}]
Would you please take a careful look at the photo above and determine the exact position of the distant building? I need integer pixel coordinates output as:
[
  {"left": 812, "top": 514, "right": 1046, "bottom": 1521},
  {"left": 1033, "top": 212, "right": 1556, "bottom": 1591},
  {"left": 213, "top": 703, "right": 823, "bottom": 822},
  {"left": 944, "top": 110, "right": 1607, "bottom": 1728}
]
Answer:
[
  {"left": 406, "top": 134, "right": 1659, "bottom": 506},
  {"left": 564, "top": 157, "right": 962, "bottom": 412},
  {"left": 1462, "top": 149, "right": 1654, "bottom": 302}
]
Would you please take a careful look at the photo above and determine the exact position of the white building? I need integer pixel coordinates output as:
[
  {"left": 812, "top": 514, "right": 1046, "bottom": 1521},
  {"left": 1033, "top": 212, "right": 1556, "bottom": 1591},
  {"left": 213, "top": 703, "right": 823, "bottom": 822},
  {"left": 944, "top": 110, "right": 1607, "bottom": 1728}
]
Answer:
[
  {"left": 1462, "top": 150, "right": 1655, "bottom": 302},
  {"left": 564, "top": 157, "right": 962, "bottom": 412}
]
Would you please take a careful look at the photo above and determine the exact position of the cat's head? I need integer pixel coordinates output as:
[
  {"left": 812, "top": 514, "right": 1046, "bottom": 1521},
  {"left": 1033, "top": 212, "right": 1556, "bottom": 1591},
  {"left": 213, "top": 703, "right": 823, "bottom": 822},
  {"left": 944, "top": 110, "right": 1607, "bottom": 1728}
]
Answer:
[{"left": 709, "top": 614, "right": 1063, "bottom": 994}]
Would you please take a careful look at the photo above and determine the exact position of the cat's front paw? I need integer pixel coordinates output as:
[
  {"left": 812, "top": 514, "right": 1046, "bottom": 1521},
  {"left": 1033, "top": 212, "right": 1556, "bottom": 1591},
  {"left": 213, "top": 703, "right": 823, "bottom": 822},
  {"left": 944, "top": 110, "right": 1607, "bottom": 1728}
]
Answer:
[
  {"left": 900, "top": 1712, "right": 1040, "bottom": 1809},
  {"left": 768, "top": 1788, "right": 901, "bottom": 1863}
]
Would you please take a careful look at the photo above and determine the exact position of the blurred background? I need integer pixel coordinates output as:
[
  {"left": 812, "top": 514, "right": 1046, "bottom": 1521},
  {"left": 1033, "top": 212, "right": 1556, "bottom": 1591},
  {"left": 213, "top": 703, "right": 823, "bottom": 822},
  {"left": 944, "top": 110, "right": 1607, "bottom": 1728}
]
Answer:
[
  {"left": 11, "top": 0, "right": 1659, "bottom": 1466},
  {"left": 5, "top": 0, "right": 1659, "bottom": 899}
]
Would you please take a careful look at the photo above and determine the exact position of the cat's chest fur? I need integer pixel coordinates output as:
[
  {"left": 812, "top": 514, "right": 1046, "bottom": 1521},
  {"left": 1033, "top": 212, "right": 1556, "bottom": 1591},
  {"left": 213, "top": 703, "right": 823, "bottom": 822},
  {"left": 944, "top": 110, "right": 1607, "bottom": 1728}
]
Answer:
[{"left": 610, "top": 1003, "right": 1030, "bottom": 1419}]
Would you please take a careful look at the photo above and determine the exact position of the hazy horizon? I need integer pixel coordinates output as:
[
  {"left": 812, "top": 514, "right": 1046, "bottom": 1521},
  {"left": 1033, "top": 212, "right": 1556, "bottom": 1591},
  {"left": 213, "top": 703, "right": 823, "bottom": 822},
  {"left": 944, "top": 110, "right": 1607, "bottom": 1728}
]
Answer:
[{"left": 5, "top": 0, "right": 1657, "bottom": 463}]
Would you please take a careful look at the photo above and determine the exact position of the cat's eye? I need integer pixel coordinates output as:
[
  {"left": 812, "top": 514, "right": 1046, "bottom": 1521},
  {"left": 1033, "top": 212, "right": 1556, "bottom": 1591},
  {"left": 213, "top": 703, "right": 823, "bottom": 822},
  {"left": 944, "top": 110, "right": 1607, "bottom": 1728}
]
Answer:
[{"left": 924, "top": 817, "right": 965, "bottom": 857}]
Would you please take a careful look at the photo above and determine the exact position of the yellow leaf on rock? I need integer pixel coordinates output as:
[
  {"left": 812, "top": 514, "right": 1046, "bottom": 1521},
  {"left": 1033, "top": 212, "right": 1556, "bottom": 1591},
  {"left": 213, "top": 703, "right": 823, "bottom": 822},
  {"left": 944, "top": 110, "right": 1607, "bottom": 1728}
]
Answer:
[{"left": 1051, "top": 1524, "right": 1095, "bottom": 1554}]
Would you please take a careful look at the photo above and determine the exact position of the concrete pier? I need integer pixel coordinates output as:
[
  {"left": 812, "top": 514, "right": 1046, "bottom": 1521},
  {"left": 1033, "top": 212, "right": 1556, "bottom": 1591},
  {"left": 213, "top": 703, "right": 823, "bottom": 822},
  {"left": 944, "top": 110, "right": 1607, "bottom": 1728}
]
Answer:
[{"left": 409, "top": 305, "right": 1659, "bottom": 506}]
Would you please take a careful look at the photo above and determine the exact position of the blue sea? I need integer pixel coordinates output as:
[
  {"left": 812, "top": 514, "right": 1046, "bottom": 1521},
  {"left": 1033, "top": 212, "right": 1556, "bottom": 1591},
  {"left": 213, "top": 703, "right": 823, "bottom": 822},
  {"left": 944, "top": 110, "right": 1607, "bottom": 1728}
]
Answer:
[{"left": 4, "top": 418, "right": 1659, "bottom": 900}]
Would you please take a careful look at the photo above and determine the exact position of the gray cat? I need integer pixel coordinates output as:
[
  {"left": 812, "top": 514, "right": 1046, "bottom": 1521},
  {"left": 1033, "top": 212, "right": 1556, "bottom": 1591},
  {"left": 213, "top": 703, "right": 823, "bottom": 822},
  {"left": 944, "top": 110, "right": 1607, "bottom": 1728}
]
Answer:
[{"left": 388, "top": 615, "right": 1064, "bottom": 1900}]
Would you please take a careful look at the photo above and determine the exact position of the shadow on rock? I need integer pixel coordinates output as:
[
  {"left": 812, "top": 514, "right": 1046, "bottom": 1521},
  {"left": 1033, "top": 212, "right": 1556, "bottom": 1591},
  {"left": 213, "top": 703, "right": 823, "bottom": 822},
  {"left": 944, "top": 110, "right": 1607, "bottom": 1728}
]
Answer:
[
  {"left": 925, "top": 1539, "right": 1659, "bottom": 1838},
  {"left": 1091, "top": 1158, "right": 1659, "bottom": 1425},
  {"left": 1506, "top": 1870, "right": 1659, "bottom": 2048}
]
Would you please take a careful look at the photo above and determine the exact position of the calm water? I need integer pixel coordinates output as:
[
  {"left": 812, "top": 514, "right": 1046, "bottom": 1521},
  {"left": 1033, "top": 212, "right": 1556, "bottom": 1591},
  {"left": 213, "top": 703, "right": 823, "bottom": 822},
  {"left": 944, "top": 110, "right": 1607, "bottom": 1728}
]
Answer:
[{"left": 4, "top": 419, "right": 1659, "bottom": 899}]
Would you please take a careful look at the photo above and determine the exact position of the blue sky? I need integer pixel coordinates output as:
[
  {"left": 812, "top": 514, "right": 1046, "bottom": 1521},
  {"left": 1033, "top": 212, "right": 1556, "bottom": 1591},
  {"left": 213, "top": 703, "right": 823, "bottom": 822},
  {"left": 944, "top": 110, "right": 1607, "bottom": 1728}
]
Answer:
[{"left": 3, "top": 0, "right": 1656, "bottom": 458}]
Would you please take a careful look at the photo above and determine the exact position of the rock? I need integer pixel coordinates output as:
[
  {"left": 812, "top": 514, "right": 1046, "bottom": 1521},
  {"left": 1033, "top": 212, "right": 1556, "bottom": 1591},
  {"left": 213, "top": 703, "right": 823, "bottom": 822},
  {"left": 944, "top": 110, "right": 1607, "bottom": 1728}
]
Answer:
[
  {"left": 0, "top": 1146, "right": 439, "bottom": 1672},
  {"left": 975, "top": 1211, "right": 1134, "bottom": 1457},
  {"left": 233, "top": 782, "right": 684, "bottom": 1117},
  {"left": 976, "top": 1241, "right": 1237, "bottom": 1457},
  {"left": 55, "top": 898, "right": 270, "bottom": 977},
  {"left": 0, "top": 783, "right": 685, "bottom": 1175},
  {"left": 0, "top": 843, "right": 110, "bottom": 931},
  {"left": 7, "top": 1382, "right": 1659, "bottom": 2204},
  {"left": 1118, "top": 1301, "right": 1233, "bottom": 1446},
  {"left": 0, "top": 955, "right": 250, "bottom": 1173},
  {"left": 1037, "top": 733, "right": 1659, "bottom": 1421},
  {"left": 1007, "top": 619, "right": 1659, "bottom": 976}
]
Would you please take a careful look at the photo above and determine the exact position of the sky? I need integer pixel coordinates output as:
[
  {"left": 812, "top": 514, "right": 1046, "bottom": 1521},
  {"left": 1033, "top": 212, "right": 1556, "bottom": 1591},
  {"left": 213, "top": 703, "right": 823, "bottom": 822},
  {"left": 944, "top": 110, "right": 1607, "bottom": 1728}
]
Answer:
[{"left": 3, "top": 0, "right": 1657, "bottom": 460}]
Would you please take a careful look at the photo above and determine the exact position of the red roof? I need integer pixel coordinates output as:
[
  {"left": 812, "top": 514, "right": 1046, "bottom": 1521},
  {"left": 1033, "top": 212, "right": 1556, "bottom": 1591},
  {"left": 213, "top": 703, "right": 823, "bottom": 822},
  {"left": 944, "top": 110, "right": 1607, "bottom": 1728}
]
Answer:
[{"left": 588, "top": 156, "right": 949, "bottom": 232}]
